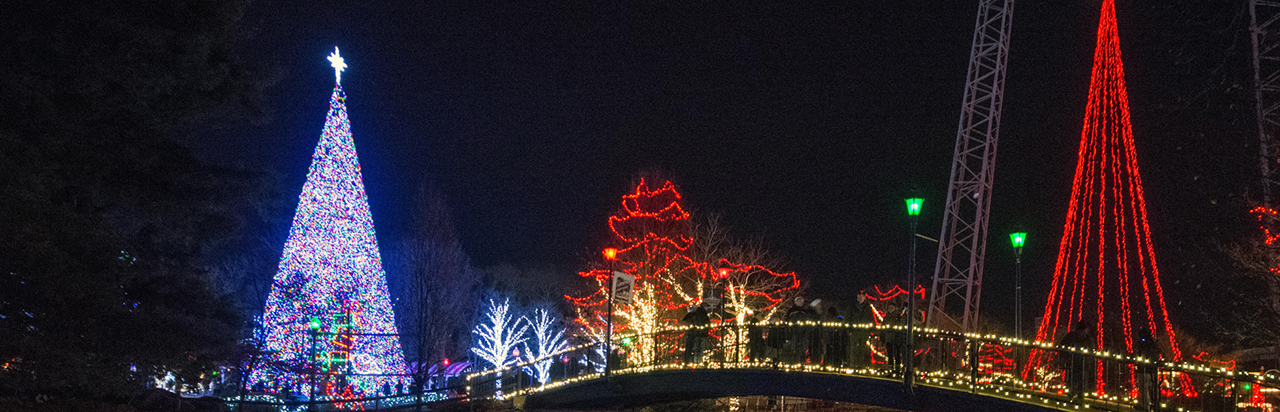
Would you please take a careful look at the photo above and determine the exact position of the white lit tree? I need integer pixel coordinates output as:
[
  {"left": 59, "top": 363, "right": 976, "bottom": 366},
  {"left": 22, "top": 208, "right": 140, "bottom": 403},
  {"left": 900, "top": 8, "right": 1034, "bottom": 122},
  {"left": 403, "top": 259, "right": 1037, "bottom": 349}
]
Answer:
[
  {"left": 521, "top": 309, "right": 569, "bottom": 385},
  {"left": 471, "top": 299, "right": 529, "bottom": 370}
]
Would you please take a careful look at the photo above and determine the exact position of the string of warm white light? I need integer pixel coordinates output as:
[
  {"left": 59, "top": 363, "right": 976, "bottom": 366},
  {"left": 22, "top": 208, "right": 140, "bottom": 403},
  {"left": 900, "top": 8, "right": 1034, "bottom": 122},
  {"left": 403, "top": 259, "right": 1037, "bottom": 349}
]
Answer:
[{"left": 467, "top": 322, "right": 1274, "bottom": 411}]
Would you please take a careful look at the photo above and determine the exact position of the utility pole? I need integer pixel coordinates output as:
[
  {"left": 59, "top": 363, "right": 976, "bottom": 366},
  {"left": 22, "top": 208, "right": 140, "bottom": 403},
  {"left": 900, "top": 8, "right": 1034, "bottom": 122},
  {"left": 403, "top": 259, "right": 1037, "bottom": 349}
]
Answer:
[{"left": 927, "top": 0, "right": 1015, "bottom": 333}]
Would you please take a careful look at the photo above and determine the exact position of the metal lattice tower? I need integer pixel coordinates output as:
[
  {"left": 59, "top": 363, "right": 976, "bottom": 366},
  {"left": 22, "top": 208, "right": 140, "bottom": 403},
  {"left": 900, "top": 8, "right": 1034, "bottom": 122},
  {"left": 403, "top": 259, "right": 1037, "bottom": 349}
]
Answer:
[
  {"left": 1251, "top": 0, "right": 1280, "bottom": 206},
  {"left": 926, "top": 0, "right": 1015, "bottom": 333}
]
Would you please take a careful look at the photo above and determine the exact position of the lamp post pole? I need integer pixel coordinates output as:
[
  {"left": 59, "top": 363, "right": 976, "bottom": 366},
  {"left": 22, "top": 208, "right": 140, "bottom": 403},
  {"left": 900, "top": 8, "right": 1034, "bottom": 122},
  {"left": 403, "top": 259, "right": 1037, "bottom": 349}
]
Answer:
[
  {"left": 904, "top": 198, "right": 922, "bottom": 389},
  {"left": 603, "top": 248, "right": 618, "bottom": 377},
  {"left": 1010, "top": 232, "right": 1026, "bottom": 340},
  {"left": 308, "top": 317, "right": 320, "bottom": 410}
]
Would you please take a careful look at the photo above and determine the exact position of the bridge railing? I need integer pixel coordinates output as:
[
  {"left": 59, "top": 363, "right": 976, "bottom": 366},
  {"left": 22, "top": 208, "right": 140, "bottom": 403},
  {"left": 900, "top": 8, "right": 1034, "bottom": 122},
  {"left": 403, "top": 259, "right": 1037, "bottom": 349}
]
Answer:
[
  {"left": 467, "top": 321, "right": 1280, "bottom": 412},
  {"left": 222, "top": 384, "right": 463, "bottom": 411}
]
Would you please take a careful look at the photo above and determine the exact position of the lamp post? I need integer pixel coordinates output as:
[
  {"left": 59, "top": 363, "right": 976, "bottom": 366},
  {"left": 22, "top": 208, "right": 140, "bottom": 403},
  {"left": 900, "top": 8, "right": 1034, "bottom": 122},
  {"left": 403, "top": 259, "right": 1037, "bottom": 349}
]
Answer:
[
  {"left": 308, "top": 317, "right": 321, "bottom": 408},
  {"left": 1009, "top": 232, "right": 1026, "bottom": 340},
  {"left": 602, "top": 247, "right": 618, "bottom": 377},
  {"left": 904, "top": 197, "right": 922, "bottom": 389},
  {"left": 716, "top": 267, "right": 730, "bottom": 318}
]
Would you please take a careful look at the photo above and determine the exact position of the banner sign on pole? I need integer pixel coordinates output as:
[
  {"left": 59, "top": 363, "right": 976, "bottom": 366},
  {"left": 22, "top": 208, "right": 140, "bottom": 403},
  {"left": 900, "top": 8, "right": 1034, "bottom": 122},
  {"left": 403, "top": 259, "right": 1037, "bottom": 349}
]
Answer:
[{"left": 612, "top": 271, "right": 634, "bottom": 305}]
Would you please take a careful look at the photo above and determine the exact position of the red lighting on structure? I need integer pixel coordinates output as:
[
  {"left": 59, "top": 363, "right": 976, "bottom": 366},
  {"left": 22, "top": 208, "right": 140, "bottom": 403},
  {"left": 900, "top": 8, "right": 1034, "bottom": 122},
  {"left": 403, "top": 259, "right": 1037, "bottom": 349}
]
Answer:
[
  {"left": 567, "top": 179, "right": 800, "bottom": 347},
  {"left": 862, "top": 285, "right": 926, "bottom": 302},
  {"left": 441, "top": 358, "right": 449, "bottom": 366},
  {"left": 1027, "top": 0, "right": 1191, "bottom": 397},
  {"left": 1192, "top": 352, "right": 1235, "bottom": 371}
]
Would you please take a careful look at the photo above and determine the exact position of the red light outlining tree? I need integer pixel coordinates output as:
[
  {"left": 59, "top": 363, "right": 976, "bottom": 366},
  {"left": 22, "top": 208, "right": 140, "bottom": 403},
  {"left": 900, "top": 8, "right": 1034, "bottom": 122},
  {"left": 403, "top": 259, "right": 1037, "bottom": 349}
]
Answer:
[
  {"left": 568, "top": 179, "right": 799, "bottom": 363},
  {"left": 1027, "top": 0, "right": 1188, "bottom": 396}
]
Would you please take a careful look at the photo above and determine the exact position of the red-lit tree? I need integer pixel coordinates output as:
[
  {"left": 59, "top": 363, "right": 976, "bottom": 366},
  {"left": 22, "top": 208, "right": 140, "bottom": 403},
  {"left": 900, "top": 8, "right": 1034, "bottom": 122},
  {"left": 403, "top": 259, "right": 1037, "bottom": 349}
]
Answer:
[
  {"left": 1027, "top": 0, "right": 1187, "bottom": 396},
  {"left": 567, "top": 179, "right": 799, "bottom": 363}
]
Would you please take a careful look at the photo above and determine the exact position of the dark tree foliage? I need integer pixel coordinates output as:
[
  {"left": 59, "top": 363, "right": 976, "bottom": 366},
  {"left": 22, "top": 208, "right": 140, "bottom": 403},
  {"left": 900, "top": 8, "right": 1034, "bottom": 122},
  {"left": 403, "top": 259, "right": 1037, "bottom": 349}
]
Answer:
[
  {"left": 389, "top": 185, "right": 481, "bottom": 382},
  {"left": 0, "top": 0, "right": 273, "bottom": 399}
]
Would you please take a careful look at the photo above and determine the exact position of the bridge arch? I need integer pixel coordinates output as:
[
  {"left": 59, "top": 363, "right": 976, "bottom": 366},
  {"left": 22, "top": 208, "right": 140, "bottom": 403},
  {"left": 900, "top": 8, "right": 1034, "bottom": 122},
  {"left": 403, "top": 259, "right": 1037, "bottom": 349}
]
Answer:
[
  {"left": 469, "top": 323, "right": 1274, "bottom": 412},
  {"left": 525, "top": 368, "right": 1057, "bottom": 411}
]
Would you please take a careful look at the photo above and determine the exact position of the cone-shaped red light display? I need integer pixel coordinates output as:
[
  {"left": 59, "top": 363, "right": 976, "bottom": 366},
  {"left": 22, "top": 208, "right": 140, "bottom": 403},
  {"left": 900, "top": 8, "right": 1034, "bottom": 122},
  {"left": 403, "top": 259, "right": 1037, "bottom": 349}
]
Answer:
[{"left": 1029, "top": 0, "right": 1185, "bottom": 396}]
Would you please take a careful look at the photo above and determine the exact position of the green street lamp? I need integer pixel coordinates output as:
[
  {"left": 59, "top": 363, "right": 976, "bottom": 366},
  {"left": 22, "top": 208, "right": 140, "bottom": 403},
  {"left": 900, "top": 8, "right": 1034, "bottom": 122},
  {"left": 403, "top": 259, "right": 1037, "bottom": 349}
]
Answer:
[
  {"left": 905, "top": 198, "right": 923, "bottom": 216},
  {"left": 1010, "top": 232, "right": 1027, "bottom": 249},
  {"left": 903, "top": 197, "right": 922, "bottom": 389},
  {"left": 1010, "top": 232, "right": 1027, "bottom": 339},
  {"left": 308, "top": 316, "right": 321, "bottom": 403}
]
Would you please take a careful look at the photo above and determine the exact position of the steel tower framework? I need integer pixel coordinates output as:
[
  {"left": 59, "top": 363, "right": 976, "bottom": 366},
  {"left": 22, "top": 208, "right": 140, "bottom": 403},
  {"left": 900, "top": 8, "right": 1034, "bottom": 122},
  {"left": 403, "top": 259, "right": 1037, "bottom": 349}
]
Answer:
[
  {"left": 1251, "top": 0, "right": 1280, "bottom": 206},
  {"left": 926, "top": 0, "right": 1015, "bottom": 333}
]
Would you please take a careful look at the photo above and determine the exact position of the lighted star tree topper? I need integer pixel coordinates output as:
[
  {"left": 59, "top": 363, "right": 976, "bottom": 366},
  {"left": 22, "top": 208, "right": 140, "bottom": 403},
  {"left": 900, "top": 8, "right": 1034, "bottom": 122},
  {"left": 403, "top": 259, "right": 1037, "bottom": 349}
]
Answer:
[
  {"left": 1026, "top": 0, "right": 1190, "bottom": 396},
  {"left": 248, "top": 47, "right": 408, "bottom": 397}
]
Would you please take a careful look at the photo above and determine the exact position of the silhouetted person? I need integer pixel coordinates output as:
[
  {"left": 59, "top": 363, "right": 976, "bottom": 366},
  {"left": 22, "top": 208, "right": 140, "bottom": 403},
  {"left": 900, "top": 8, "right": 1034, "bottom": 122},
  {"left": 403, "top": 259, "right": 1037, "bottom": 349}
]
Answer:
[
  {"left": 822, "top": 306, "right": 847, "bottom": 367},
  {"left": 884, "top": 303, "right": 905, "bottom": 373},
  {"left": 848, "top": 293, "right": 872, "bottom": 367},
  {"left": 1134, "top": 332, "right": 1160, "bottom": 411},
  {"left": 683, "top": 304, "right": 711, "bottom": 363},
  {"left": 1057, "top": 321, "right": 1094, "bottom": 403},
  {"left": 747, "top": 312, "right": 767, "bottom": 362},
  {"left": 785, "top": 297, "right": 817, "bottom": 362}
]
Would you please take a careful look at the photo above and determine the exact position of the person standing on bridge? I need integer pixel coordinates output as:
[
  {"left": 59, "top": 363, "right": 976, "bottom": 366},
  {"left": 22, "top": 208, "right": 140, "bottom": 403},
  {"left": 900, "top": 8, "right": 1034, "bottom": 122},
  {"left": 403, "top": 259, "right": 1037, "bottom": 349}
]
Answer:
[
  {"left": 683, "top": 303, "right": 711, "bottom": 363},
  {"left": 822, "top": 306, "right": 847, "bottom": 367},
  {"left": 747, "top": 312, "right": 766, "bottom": 362},
  {"left": 1134, "top": 331, "right": 1160, "bottom": 411},
  {"left": 785, "top": 297, "right": 817, "bottom": 363},
  {"left": 1057, "top": 321, "right": 1094, "bottom": 403}
]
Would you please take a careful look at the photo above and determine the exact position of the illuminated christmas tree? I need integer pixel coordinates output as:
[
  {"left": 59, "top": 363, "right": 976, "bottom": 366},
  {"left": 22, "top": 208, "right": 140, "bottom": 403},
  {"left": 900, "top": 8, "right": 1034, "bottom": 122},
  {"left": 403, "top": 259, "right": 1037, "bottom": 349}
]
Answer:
[
  {"left": 248, "top": 48, "right": 407, "bottom": 398},
  {"left": 1028, "top": 0, "right": 1186, "bottom": 395},
  {"left": 567, "top": 179, "right": 799, "bottom": 363}
]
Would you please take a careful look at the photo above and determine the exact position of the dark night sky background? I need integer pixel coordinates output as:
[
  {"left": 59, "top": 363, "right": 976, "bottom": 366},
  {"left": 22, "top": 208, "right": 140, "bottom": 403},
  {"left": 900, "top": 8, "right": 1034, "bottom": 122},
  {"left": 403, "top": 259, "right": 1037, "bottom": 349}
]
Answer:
[{"left": 193, "top": 1, "right": 1256, "bottom": 334}]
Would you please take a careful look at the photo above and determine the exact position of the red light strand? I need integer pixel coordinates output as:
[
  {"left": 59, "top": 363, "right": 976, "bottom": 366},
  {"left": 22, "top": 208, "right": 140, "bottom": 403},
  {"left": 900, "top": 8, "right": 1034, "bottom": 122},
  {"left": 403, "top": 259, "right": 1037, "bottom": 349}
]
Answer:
[
  {"left": 569, "top": 179, "right": 800, "bottom": 344},
  {"left": 1026, "top": 0, "right": 1188, "bottom": 395}
]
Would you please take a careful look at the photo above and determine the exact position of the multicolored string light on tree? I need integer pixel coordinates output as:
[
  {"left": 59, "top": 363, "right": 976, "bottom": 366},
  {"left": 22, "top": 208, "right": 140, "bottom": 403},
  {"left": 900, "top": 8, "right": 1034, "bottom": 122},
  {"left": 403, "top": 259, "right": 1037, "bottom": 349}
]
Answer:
[
  {"left": 248, "top": 48, "right": 407, "bottom": 398},
  {"left": 1025, "top": 0, "right": 1190, "bottom": 396}
]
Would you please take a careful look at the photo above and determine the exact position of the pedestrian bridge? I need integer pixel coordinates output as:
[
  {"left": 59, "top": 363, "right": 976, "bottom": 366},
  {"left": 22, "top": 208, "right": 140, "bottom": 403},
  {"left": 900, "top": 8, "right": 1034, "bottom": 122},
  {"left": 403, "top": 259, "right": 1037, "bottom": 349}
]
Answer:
[{"left": 467, "top": 322, "right": 1278, "bottom": 412}]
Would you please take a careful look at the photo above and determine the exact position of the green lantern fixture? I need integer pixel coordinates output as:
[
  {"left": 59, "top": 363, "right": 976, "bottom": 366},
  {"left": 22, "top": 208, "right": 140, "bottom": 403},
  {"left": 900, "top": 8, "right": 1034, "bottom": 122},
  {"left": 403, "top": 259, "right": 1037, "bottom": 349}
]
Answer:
[
  {"left": 1010, "top": 232, "right": 1027, "bottom": 249},
  {"left": 905, "top": 198, "right": 923, "bottom": 216}
]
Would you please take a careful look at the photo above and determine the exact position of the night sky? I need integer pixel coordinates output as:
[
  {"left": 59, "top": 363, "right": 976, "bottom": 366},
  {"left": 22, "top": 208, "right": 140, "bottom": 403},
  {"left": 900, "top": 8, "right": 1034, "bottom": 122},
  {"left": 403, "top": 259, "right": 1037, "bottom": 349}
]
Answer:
[{"left": 194, "top": 1, "right": 1254, "bottom": 331}]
